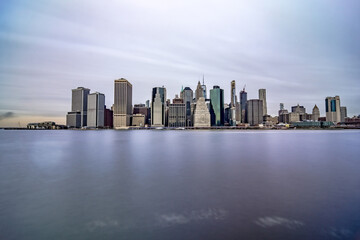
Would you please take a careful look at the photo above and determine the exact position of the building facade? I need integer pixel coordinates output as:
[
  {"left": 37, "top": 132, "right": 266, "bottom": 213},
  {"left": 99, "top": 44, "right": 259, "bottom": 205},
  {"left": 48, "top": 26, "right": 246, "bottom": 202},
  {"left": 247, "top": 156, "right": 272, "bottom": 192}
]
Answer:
[
  {"left": 181, "top": 87, "right": 194, "bottom": 126},
  {"left": 114, "top": 78, "right": 132, "bottom": 128},
  {"left": 340, "top": 106, "right": 347, "bottom": 123},
  {"left": 259, "top": 89, "right": 267, "bottom": 116},
  {"left": 168, "top": 98, "right": 186, "bottom": 127},
  {"left": 87, "top": 92, "right": 105, "bottom": 128},
  {"left": 66, "top": 87, "right": 90, "bottom": 128},
  {"left": 133, "top": 104, "right": 150, "bottom": 125},
  {"left": 247, "top": 99, "right": 263, "bottom": 126},
  {"left": 209, "top": 86, "right": 224, "bottom": 126},
  {"left": 151, "top": 87, "right": 166, "bottom": 127},
  {"left": 312, "top": 105, "right": 320, "bottom": 121},
  {"left": 193, "top": 97, "right": 211, "bottom": 127},
  {"left": 240, "top": 88, "right": 247, "bottom": 123},
  {"left": 325, "top": 96, "right": 341, "bottom": 123},
  {"left": 195, "top": 81, "right": 204, "bottom": 101}
]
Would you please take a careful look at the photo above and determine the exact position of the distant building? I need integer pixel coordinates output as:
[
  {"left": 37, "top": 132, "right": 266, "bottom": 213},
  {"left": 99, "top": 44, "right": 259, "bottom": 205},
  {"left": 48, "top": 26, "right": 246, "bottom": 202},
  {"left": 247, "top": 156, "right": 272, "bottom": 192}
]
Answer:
[
  {"left": 181, "top": 87, "right": 194, "bottom": 126},
  {"left": 240, "top": 88, "right": 247, "bottom": 123},
  {"left": 133, "top": 104, "right": 150, "bottom": 125},
  {"left": 280, "top": 103, "right": 284, "bottom": 110},
  {"left": 146, "top": 100, "right": 150, "bottom": 108},
  {"left": 292, "top": 104, "right": 306, "bottom": 121},
  {"left": 87, "top": 92, "right": 105, "bottom": 128},
  {"left": 201, "top": 76, "right": 207, "bottom": 99},
  {"left": 114, "top": 78, "right": 132, "bottom": 128},
  {"left": 27, "top": 121, "right": 66, "bottom": 129},
  {"left": 325, "top": 96, "right": 341, "bottom": 123},
  {"left": 104, "top": 107, "right": 113, "bottom": 128},
  {"left": 66, "top": 87, "right": 90, "bottom": 128},
  {"left": 151, "top": 87, "right": 166, "bottom": 127},
  {"left": 168, "top": 97, "right": 186, "bottom": 128},
  {"left": 247, "top": 99, "right": 263, "bottom": 126},
  {"left": 210, "top": 86, "right": 224, "bottom": 126},
  {"left": 193, "top": 97, "right": 211, "bottom": 127},
  {"left": 195, "top": 81, "right": 204, "bottom": 101},
  {"left": 340, "top": 106, "right": 347, "bottom": 122},
  {"left": 312, "top": 105, "right": 320, "bottom": 121},
  {"left": 259, "top": 89, "right": 267, "bottom": 116},
  {"left": 132, "top": 114, "right": 145, "bottom": 127}
]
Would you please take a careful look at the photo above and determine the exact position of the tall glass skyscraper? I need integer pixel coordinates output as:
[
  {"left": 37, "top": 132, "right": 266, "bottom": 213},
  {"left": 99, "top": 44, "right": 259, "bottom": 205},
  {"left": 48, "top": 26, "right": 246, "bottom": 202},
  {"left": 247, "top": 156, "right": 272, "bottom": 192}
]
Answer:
[
  {"left": 181, "top": 87, "right": 194, "bottom": 126},
  {"left": 210, "top": 86, "right": 224, "bottom": 126},
  {"left": 240, "top": 88, "right": 247, "bottom": 123}
]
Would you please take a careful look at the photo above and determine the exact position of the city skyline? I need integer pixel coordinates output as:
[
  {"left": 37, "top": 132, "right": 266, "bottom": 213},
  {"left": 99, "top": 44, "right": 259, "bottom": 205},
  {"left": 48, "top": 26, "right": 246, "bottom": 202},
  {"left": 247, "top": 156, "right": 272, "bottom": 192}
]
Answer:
[{"left": 1, "top": 0, "right": 360, "bottom": 127}]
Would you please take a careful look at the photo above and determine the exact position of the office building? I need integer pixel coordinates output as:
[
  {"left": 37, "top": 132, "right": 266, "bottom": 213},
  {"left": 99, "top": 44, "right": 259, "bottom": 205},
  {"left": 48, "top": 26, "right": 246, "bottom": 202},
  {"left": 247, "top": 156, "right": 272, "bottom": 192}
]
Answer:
[
  {"left": 132, "top": 114, "right": 145, "bottom": 127},
  {"left": 87, "top": 92, "right": 105, "bottom": 128},
  {"left": 201, "top": 76, "right": 207, "bottom": 99},
  {"left": 181, "top": 87, "right": 194, "bottom": 126},
  {"left": 133, "top": 104, "right": 150, "bottom": 125},
  {"left": 325, "top": 96, "right": 341, "bottom": 123},
  {"left": 292, "top": 104, "right": 306, "bottom": 121},
  {"left": 168, "top": 97, "right": 186, "bottom": 127},
  {"left": 312, "top": 105, "right": 320, "bottom": 121},
  {"left": 104, "top": 107, "right": 113, "bottom": 128},
  {"left": 114, "top": 78, "right": 132, "bottom": 128},
  {"left": 247, "top": 99, "right": 263, "bottom": 126},
  {"left": 151, "top": 87, "right": 166, "bottom": 127},
  {"left": 210, "top": 86, "right": 224, "bottom": 126},
  {"left": 259, "top": 89, "right": 267, "bottom": 116},
  {"left": 193, "top": 97, "right": 211, "bottom": 127},
  {"left": 195, "top": 81, "right": 204, "bottom": 101},
  {"left": 66, "top": 87, "right": 90, "bottom": 128},
  {"left": 340, "top": 106, "right": 347, "bottom": 123},
  {"left": 240, "top": 87, "right": 247, "bottom": 123}
]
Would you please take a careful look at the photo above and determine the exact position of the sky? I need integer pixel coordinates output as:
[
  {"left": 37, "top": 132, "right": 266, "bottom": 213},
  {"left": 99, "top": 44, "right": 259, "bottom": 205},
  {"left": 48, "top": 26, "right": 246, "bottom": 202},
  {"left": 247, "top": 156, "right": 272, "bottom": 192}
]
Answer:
[{"left": 0, "top": 0, "right": 359, "bottom": 127}]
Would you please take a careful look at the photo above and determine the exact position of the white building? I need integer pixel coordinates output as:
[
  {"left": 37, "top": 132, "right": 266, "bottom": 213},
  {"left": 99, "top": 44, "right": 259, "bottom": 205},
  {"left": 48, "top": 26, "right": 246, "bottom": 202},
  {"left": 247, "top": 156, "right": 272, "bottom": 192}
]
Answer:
[{"left": 87, "top": 92, "right": 105, "bottom": 128}]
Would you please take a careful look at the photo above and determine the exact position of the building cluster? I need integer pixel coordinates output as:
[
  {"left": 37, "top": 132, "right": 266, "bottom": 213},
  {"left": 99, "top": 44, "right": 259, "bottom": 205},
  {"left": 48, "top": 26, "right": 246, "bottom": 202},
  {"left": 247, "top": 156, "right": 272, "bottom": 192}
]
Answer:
[{"left": 65, "top": 78, "right": 353, "bottom": 129}]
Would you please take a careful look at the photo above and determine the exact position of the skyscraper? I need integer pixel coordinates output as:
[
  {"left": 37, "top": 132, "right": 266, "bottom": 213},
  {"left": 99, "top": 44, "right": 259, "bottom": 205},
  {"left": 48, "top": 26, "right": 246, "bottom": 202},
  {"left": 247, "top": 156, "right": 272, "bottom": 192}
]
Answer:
[
  {"left": 201, "top": 75, "right": 207, "bottom": 99},
  {"left": 247, "top": 99, "right": 264, "bottom": 126},
  {"left": 66, "top": 87, "right": 90, "bottom": 128},
  {"left": 195, "top": 81, "right": 204, "bottom": 101},
  {"left": 193, "top": 97, "right": 211, "bottom": 127},
  {"left": 114, "top": 78, "right": 132, "bottom": 128},
  {"left": 259, "top": 89, "right": 267, "bottom": 116},
  {"left": 87, "top": 92, "right": 105, "bottom": 128},
  {"left": 340, "top": 106, "right": 347, "bottom": 122},
  {"left": 151, "top": 87, "right": 166, "bottom": 127},
  {"left": 210, "top": 86, "right": 224, "bottom": 126},
  {"left": 181, "top": 87, "right": 194, "bottom": 126},
  {"left": 240, "top": 87, "right": 247, "bottom": 123},
  {"left": 325, "top": 96, "right": 341, "bottom": 123},
  {"left": 312, "top": 105, "right": 320, "bottom": 121},
  {"left": 230, "top": 80, "right": 236, "bottom": 107},
  {"left": 168, "top": 96, "right": 186, "bottom": 127}
]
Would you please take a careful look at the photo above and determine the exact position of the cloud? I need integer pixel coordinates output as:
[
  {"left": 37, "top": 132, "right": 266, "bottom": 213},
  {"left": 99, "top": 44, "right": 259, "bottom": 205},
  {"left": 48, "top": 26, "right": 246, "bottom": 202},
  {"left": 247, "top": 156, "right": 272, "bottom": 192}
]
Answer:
[
  {"left": 0, "top": 112, "right": 15, "bottom": 121},
  {"left": 156, "top": 208, "right": 227, "bottom": 227},
  {"left": 254, "top": 216, "right": 304, "bottom": 230}
]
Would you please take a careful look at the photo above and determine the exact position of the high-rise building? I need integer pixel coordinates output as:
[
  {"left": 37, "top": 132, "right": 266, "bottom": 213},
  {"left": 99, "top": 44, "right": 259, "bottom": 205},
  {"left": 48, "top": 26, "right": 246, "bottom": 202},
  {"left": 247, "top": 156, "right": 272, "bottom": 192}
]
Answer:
[
  {"left": 291, "top": 104, "right": 306, "bottom": 114},
  {"left": 247, "top": 99, "right": 263, "bottom": 126},
  {"left": 151, "top": 87, "right": 166, "bottom": 127},
  {"left": 168, "top": 96, "right": 186, "bottom": 127},
  {"left": 312, "top": 105, "right": 320, "bottom": 121},
  {"left": 340, "top": 106, "right": 347, "bottom": 123},
  {"left": 87, "top": 92, "right": 105, "bottom": 128},
  {"left": 210, "top": 86, "right": 224, "bottom": 126},
  {"left": 104, "top": 107, "right": 113, "bottom": 128},
  {"left": 259, "top": 89, "right": 267, "bottom": 116},
  {"left": 146, "top": 100, "right": 150, "bottom": 108},
  {"left": 114, "top": 78, "right": 132, "bottom": 128},
  {"left": 195, "top": 81, "right": 204, "bottom": 101},
  {"left": 201, "top": 75, "right": 207, "bottom": 99},
  {"left": 325, "top": 96, "right": 341, "bottom": 123},
  {"left": 193, "top": 97, "right": 211, "bottom": 127},
  {"left": 66, "top": 87, "right": 90, "bottom": 128},
  {"left": 240, "top": 87, "right": 247, "bottom": 123},
  {"left": 181, "top": 87, "right": 194, "bottom": 126},
  {"left": 280, "top": 103, "right": 284, "bottom": 110}
]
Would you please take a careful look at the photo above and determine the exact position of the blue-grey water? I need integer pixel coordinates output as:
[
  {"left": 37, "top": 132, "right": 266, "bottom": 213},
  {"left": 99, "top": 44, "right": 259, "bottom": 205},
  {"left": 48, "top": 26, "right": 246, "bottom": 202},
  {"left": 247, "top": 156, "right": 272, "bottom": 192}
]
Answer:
[{"left": 0, "top": 130, "right": 360, "bottom": 240}]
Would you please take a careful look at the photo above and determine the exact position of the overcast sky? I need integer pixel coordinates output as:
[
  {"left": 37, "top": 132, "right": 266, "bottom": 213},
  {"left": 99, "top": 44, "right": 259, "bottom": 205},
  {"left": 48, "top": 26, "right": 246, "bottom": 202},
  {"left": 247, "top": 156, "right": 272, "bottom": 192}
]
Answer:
[{"left": 0, "top": 0, "right": 359, "bottom": 126}]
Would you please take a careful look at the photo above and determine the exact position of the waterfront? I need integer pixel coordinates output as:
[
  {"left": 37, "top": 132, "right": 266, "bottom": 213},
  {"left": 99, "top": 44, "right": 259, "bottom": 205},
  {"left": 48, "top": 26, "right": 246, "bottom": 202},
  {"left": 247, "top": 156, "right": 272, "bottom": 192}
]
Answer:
[{"left": 0, "top": 130, "right": 359, "bottom": 239}]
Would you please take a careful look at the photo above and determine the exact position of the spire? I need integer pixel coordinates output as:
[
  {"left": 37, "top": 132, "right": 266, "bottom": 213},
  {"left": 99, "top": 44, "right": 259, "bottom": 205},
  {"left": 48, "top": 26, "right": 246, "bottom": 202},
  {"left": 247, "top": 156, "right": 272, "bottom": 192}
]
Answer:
[{"left": 202, "top": 74, "right": 205, "bottom": 85}]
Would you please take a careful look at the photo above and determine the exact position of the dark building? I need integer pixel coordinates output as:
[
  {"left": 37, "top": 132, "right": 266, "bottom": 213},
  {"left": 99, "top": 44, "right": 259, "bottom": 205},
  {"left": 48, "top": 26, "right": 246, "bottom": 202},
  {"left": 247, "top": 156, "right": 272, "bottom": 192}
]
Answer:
[
  {"left": 133, "top": 104, "right": 150, "bottom": 125},
  {"left": 104, "top": 107, "right": 113, "bottom": 128},
  {"left": 240, "top": 88, "right": 247, "bottom": 123},
  {"left": 210, "top": 86, "right": 224, "bottom": 126}
]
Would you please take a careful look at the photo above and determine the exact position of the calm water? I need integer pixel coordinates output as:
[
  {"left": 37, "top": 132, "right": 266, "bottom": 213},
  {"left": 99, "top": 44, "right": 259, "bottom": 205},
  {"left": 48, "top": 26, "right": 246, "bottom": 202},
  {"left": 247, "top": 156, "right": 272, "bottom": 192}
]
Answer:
[{"left": 0, "top": 130, "right": 360, "bottom": 240}]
